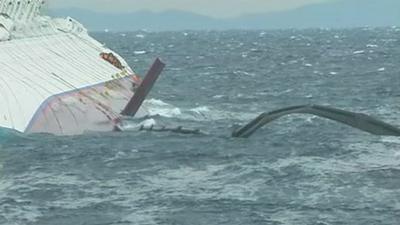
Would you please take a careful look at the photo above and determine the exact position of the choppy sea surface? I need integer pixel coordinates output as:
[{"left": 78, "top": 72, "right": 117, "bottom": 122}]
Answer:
[{"left": 1, "top": 28, "right": 400, "bottom": 224}]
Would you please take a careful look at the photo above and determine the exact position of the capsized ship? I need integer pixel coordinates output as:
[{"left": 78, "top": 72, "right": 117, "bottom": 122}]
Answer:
[{"left": 0, "top": 0, "right": 165, "bottom": 135}]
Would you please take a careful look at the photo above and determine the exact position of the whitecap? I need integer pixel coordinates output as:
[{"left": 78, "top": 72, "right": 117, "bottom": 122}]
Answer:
[
  {"left": 212, "top": 95, "right": 225, "bottom": 99},
  {"left": 143, "top": 99, "right": 257, "bottom": 122},
  {"left": 366, "top": 44, "right": 378, "bottom": 48},
  {"left": 353, "top": 50, "right": 365, "bottom": 55},
  {"left": 381, "top": 136, "right": 400, "bottom": 144},
  {"left": 142, "top": 99, "right": 183, "bottom": 118},
  {"left": 148, "top": 107, "right": 182, "bottom": 118},
  {"left": 169, "top": 67, "right": 182, "bottom": 71},
  {"left": 105, "top": 151, "right": 129, "bottom": 163},
  {"left": 138, "top": 119, "right": 157, "bottom": 128},
  {"left": 377, "top": 67, "right": 386, "bottom": 72},
  {"left": 134, "top": 50, "right": 147, "bottom": 55},
  {"left": 145, "top": 99, "right": 170, "bottom": 107},
  {"left": 120, "top": 119, "right": 157, "bottom": 131},
  {"left": 189, "top": 106, "right": 211, "bottom": 114},
  {"left": 233, "top": 70, "right": 255, "bottom": 77}
]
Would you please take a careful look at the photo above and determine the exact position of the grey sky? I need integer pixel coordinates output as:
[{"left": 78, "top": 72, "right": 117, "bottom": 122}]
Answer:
[{"left": 48, "top": 0, "right": 332, "bottom": 18}]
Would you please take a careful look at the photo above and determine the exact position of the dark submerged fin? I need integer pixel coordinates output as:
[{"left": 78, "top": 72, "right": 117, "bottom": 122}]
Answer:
[
  {"left": 232, "top": 105, "right": 400, "bottom": 138},
  {"left": 121, "top": 58, "right": 166, "bottom": 117}
]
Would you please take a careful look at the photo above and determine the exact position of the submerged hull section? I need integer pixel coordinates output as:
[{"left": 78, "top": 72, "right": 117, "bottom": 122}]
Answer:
[{"left": 25, "top": 77, "right": 150, "bottom": 135}]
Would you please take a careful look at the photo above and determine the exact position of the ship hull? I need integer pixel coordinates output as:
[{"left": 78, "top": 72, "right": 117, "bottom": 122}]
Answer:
[
  {"left": 0, "top": 0, "right": 151, "bottom": 135},
  {"left": 25, "top": 76, "right": 148, "bottom": 135},
  {"left": 0, "top": 33, "right": 142, "bottom": 135}
]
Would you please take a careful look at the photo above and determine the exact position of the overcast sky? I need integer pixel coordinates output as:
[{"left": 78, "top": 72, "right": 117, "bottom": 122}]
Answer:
[{"left": 47, "top": 0, "right": 333, "bottom": 18}]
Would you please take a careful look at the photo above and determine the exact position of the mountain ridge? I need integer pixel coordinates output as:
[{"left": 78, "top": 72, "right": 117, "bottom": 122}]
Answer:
[{"left": 48, "top": 0, "right": 400, "bottom": 31}]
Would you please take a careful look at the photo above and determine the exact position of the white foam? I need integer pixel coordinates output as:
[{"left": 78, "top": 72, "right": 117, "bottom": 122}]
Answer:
[
  {"left": 190, "top": 106, "right": 211, "bottom": 113},
  {"left": 366, "top": 44, "right": 378, "bottom": 48},
  {"left": 139, "top": 119, "right": 157, "bottom": 128},
  {"left": 233, "top": 70, "right": 255, "bottom": 77},
  {"left": 120, "top": 119, "right": 157, "bottom": 131},
  {"left": 381, "top": 136, "right": 400, "bottom": 144},
  {"left": 353, "top": 50, "right": 365, "bottom": 55},
  {"left": 144, "top": 99, "right": 182, "bottom": 118},
  {"left": 134, "top": 50, "right": 147, "bottom": 55},
  {"left": 148, "top": 107, "right": 182, "bottom": 118},
  {"left": 145, "top": 99, "right": 170, "bottom": 107},
  {"left": 143, "top": 99, "right": 257, "bottom": 122},
  {"left": 212, "top": 95, "right": 225, "bottom": 99}
]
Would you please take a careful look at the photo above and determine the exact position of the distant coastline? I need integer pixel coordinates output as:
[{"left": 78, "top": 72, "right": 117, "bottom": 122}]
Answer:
[{"left": 49, "top": 0, "right": 400, "bottom": 31}]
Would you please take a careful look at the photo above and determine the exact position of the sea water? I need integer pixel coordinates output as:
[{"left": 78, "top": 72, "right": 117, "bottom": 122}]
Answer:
[{"left": 1, "top": 28, "right": 400, "bottom": 224}]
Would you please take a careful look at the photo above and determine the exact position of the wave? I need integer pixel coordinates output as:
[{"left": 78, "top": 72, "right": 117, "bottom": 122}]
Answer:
[
  {"left": 144, "top": 99, "right": 183, "bottom": 118},
  {"left": 142, "top": 98, "right": 258, "bottom": 122},
  {"left": 0, "top": 127, "right": 25, "bottom": 145},
  {"left": 119, "top": 119, "right": 158, "bottom": 131}
]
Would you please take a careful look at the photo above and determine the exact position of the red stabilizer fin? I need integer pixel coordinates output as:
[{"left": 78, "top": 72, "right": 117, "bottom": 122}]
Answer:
[{"left": 121, "top": 58, "right": 165, "bottom": 117}]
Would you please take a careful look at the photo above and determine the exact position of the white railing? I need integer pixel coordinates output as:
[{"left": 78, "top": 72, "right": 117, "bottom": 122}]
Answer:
[{"left": 0, "top": 0, "right": 45, "bottom": 21}]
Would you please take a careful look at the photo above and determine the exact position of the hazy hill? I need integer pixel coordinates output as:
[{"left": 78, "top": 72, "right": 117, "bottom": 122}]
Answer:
[{"left": 48, "top": 0, "right": 400, "bottom": 31}]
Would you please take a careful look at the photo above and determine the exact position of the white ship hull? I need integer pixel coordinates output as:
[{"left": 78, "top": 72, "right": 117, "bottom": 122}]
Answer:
[{"left": 0, "top": 0, "right": 155, "bottom": 135}]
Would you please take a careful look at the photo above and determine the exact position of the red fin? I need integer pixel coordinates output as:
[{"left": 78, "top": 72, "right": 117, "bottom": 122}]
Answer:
[{"left": 121, "top": 58, "right": 165, "bottom": 117}]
